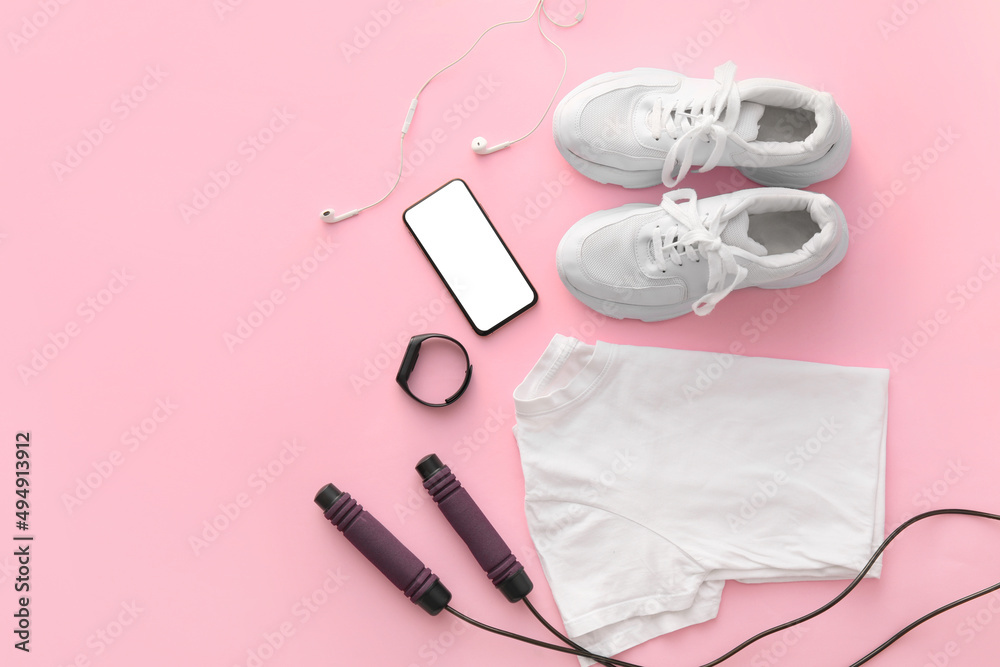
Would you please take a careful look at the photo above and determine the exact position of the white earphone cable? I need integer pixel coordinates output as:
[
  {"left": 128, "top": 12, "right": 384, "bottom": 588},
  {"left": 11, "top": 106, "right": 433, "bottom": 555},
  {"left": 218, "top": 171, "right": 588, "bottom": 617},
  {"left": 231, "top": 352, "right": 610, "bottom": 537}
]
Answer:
[
  {"left": 415, "top": 0, "right": 546, "bottom": 98},
  {"left": 508, "top": 4, "right": 571, "bottom": 146},
  {"left": 350, "top": 133, "right": 407, "bottom": 216},
  {"left": 323, "top": 0, "right": 586, "bottom": 223},
  {"left": 368, "top": 1, "right": 547, "bottom": 215}
]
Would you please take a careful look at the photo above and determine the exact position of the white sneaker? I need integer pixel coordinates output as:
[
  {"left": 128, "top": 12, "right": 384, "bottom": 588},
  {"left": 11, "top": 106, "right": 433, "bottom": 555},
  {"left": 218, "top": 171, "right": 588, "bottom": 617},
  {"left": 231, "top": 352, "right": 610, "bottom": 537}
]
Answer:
[
  {"left": 553, "top": 62, "right": 851, "bottom": 189},
  {"left": 556, "top": 188, "right": 848, "bottom": 321}
]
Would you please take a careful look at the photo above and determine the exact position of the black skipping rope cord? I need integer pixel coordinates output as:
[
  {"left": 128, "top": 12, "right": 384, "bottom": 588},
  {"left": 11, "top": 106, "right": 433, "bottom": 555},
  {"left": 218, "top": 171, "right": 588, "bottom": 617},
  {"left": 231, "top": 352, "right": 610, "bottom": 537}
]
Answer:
[
  {"left": 445, "top": 605, "right": 644, "bottom": 667},
  {"left": 848, "top": 579, "right": 1000, "bottom": 666},
  {"left": 522, "top": 595, "right": 618, "bottom": 667},
  {"left": 444, "top": 509, "right": 1000, "bottom": 667},
  {"left": 699, "top": 509, "right": 1000, "bottom": 666}
]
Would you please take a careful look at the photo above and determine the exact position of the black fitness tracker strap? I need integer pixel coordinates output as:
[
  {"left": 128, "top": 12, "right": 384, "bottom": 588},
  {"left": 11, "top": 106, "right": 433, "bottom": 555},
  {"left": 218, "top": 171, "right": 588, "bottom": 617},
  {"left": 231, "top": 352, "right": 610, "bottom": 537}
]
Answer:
[{"left": 395, "top": 334, "right": 472, "bottom": 407}]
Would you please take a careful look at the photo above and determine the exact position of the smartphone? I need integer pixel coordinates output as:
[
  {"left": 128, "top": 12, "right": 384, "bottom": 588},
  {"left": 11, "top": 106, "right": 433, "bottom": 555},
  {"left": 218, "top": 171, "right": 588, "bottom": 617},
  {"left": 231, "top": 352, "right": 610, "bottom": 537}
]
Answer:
[{"left": 403, "top": 179, "right": 537, "bottom": 336}]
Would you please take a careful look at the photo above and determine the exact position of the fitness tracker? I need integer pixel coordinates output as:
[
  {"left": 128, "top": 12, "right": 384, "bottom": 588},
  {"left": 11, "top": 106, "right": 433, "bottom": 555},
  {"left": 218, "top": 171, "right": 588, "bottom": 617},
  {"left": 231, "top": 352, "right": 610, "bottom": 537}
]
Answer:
[{"left": 396, "top": 334, "right": 472, "bottom": 407}]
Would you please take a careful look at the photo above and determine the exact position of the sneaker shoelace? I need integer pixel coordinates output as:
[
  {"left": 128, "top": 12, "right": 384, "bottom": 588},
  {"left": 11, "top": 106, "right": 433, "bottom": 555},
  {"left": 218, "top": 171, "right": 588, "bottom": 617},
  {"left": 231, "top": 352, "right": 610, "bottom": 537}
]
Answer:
[
  {"left": 650, "top": 61, "right": 752, "bottom": 188},
  {"left": 652, "top": 188, "right": 749, "bottom": 315}
]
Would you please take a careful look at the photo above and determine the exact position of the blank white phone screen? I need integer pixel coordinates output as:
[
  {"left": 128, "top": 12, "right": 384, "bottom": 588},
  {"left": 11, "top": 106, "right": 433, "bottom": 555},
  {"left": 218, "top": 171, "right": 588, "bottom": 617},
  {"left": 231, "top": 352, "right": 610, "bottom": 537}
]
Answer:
[{"left": 404, "top": 180, "right": 536, "bottom": 334}]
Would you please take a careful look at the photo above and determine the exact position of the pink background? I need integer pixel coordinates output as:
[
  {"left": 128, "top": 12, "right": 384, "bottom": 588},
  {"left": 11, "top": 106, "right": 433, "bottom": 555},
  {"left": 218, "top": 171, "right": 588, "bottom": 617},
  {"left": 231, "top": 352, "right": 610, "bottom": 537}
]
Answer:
[{"left": 4, "top": 1, "right": 1000, "bottom": 666}]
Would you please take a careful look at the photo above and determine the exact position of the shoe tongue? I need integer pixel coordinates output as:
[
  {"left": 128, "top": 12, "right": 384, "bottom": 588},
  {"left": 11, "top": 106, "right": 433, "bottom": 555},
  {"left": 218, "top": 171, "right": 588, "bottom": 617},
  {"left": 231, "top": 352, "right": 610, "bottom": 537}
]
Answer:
[
  {"left": 733, "top": 102, "right": 765, "bottom": 141},
  {"left": 720, "top": 211, "right": 767, "bottom": 256}
]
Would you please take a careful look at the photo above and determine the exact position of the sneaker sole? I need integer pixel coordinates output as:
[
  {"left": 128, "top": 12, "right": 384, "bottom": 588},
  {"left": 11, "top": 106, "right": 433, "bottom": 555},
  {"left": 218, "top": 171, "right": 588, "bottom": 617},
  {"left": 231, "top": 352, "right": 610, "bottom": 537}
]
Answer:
[{"left": 554, "top": 71, "right": 852, "bottom": 190}]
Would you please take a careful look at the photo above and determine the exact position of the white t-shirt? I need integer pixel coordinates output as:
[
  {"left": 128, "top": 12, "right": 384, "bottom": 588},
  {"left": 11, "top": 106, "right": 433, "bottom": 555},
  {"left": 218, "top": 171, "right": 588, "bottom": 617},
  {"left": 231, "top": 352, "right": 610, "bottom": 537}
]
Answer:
[{"left": 513, "top": 335, "right": 889, "bottom": 661}]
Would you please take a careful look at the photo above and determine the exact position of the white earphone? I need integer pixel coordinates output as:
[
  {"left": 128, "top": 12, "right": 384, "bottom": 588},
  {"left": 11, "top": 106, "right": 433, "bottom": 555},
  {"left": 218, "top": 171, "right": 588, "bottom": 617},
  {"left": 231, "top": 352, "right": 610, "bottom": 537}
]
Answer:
[
  {"left": 320, "top": 208, "right": 360, "bottom": 224},
  {"left": 470, "top": 137, "right": 513, "bottom": 156},
  {"left": 321, "top": 0, "right": 588, "bottom": 223}
]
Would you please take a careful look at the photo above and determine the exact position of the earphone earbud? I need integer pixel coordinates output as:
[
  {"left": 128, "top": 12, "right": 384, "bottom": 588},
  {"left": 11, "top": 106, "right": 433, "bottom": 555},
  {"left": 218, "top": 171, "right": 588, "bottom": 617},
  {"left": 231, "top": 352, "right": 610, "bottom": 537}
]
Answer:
[
  {"left": 320, "top": 208, "right": 361, "bottom": 224},
  {"left": 319, "top": 0, "right": 588, "bottom": 225},
  {"left": 471, "top": 137, "right": 513, "bottom": 156}
]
